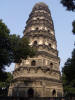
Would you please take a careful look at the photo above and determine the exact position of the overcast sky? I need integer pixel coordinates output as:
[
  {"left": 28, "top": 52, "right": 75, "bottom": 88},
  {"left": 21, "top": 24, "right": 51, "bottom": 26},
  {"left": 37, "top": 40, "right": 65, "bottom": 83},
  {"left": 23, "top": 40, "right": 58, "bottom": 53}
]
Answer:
[{"left": 0, "top": 0, "right": 75, "bottom": 72}]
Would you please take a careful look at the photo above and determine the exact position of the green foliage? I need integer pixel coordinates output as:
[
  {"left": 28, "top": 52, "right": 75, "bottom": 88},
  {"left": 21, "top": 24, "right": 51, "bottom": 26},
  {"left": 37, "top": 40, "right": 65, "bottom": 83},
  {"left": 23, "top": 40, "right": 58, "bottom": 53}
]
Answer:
[
  {"left": 0, "top": 72, "right": 13, "bottom": 96},
  {"left": 61, "top": 0, "right": 75, "bottom": 11},
  {"left": 0, "top": 72, "right": 12, "bottom": 88},
  {"left": 61, "top": 0, "right": 75, "bottom": 35},
  {"left": 0, "top": 19, "right": 35, "bottom": 69},
  {"left": 0, "top": 20, "right": 11, "bottom": 70},
  {"left": 62, "top": 49, "right": 75, "bottom": 96},
  {"left": 0, "top": 20, "right": 36, "bottom": 96},
  {"left": 9, "top": 35, "right": 36, "bottom": 63}
]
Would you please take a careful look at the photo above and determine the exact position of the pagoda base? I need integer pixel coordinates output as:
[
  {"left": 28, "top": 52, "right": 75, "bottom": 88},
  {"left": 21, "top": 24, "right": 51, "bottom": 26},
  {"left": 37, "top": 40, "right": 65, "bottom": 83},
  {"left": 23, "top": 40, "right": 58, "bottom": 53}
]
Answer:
[{"left": 8, "top": 77, "right": 63, "bottom": 97}]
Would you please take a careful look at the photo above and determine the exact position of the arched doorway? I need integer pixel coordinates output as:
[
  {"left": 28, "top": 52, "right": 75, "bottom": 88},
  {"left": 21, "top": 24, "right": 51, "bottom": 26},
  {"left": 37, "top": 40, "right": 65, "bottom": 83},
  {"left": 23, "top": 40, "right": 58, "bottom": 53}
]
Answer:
[
  {"left": 27, "top": 88, "right": 34, "bottom": 97},
  {"left": 52, "top": 89, "right": 56, "bottom": 96}
]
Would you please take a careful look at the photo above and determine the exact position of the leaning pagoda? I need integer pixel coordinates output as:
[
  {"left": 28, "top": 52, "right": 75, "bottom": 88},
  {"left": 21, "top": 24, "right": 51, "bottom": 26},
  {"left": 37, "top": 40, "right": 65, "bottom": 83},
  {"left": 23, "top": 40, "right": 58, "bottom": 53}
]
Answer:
[{"left": 8, "top": 2, "right": 63, "bottom": 97}]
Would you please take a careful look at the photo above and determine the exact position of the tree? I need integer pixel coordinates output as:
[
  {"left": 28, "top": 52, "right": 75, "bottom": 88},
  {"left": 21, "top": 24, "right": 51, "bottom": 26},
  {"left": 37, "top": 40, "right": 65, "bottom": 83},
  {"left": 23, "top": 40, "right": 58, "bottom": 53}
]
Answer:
[
  {"left": 61, "top": 0, "right": 75, "bottom": 11},
  {"left": 0, "top": 19, "right": 11, "bottom": 75},
  {"left": 9, "top": 34, "right": 35, "bottom": 63},
  {"left": 0, "top": 20, "right": 35, "bottom": 72},
  {"left": 0, "top": 72, "right": 13, "bottom": 96},
  {"left": 0, "top": 20, "right": 36, "bottom": 96},
  {"left": 62, "top": 49, "right": 75, "bottom": 96},
  {"left": 61, "top": 0, "right": 75, "bottom": 35},
  {"left": 61, "top": 0, "right": 75, "bottom": 96}
]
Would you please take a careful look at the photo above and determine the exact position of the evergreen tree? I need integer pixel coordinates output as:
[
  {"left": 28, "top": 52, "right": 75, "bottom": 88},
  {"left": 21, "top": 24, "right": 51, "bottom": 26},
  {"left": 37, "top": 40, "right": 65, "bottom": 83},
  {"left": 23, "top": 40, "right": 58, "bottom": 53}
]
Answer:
[
  {"left": 61, "top": 0, "right": 75, "bottom": 11},
  {"left": 0, "top": 72, "right": 13, "bottom": 96},
  {"left": 62, "top": 49, "right": 75, "bottom": 96},
  {"left": 61, "top": 0, "right": 75, "bottom": 35}
]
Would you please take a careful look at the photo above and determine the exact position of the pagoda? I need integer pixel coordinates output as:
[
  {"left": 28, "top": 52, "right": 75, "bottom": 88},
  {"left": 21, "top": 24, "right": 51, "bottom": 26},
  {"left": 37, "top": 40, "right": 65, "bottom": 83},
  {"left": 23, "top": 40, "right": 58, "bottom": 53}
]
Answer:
[{"left": 8, "top": 2, "right": 63, "bottom": 97}]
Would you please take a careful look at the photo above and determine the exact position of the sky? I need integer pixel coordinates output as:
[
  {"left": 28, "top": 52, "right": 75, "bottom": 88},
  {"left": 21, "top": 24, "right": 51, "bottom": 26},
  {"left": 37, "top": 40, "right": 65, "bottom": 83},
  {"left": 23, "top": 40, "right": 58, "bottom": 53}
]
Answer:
[{"left": 0, "top": 0, "right": 75, "bottom": 72}]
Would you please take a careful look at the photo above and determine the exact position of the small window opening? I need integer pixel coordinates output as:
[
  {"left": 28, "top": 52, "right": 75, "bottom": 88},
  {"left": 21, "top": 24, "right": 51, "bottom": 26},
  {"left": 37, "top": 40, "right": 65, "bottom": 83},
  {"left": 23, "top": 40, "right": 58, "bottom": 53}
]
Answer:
[
  {"left": 50, "top": 63, "right": 53, "bottom": 67},
  {"left": 50, "top": 63, "right": 53, "bottom": 66},
  {"left": 49, "top": 43, "right": 51, "bottom": 47},
  {"left": 37, "top": 18, "right": 39, "bottom": 20},
  {"left": 36, "top": 27, "right": 38, "bottom": 30},
  {"left": 31, "top": 60, "right": 36, "bottom": 66},
  {"left": 33, "top": 41, "right": 37, "bottom": 45}
]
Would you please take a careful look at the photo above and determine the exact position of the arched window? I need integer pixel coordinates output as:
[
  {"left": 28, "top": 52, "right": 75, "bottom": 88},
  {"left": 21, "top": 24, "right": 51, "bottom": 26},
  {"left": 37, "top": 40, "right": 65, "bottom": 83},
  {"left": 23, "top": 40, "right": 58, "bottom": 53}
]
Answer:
[
  {"left": 50, "top": 63, "right": 53, "bottom": 68},
  {"left": 36, "top": 27, "right": 38, "bottom": 30},
  {"left": 31, "top": 60, "right": 36, "bottom": 66},
  {"left": 27, "top": 88, "right": 34, "bottom": 97},
  {"left": 37, "top": 18, "right": 39, "bottom": 20},
  {"left": 49, "top": 43, "right": 51, "bottom": 47},
  {"left": 52, "top": 89, "right": 56, "bottom": 96},
  {"left": 33, "top": 41, "right": 37, "bottom": 46}
]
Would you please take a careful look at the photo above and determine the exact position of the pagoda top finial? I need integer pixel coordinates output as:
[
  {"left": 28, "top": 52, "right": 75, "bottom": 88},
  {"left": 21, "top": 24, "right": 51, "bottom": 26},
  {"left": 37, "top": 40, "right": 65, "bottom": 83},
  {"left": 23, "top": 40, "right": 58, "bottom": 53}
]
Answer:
[
  {"left": 32, "top": 2, "right": 50, "bottom": 13},
  {"left": 34, "top": 2, "right": 48, "bottom": 7}
]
